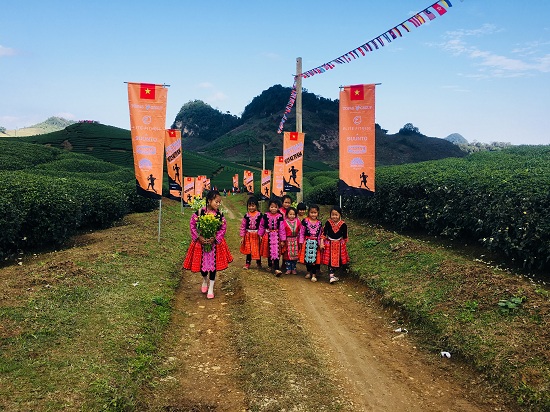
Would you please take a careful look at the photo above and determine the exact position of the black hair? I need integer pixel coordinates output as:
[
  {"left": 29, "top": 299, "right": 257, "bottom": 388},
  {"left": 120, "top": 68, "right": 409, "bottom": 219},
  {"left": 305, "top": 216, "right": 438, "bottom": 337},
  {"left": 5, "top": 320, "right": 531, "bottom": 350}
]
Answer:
[
  {"left": 268, "top": 198, "right": 281, "bottom": 208},
  {"left": 308, "top": 204, "right": 320, "bottom": 213},
  {"left": 286, "top": 206, "right": 297, "bottom": 217},
  {"left": 330, "top": 205, "right": 343, "bottom": 216},
  {"left": 297, "top": 202, "right": 307, "bottom": 211},
  {"left": 281, "top": 194, "right": 292, "bottom": 204},
  {"left": 247, "top": 196, "right": 259, "bottom": 207},
  {"left": 205, "top": 190, "right": 221, "bottom": 202}
]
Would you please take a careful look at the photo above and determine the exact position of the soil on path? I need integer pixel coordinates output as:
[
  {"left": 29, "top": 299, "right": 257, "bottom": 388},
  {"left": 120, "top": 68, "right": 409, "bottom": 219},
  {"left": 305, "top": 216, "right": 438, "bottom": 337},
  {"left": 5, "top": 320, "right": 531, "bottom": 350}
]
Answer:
[{"left": 142, "top": 198, "right": 512, "bottom": 412}]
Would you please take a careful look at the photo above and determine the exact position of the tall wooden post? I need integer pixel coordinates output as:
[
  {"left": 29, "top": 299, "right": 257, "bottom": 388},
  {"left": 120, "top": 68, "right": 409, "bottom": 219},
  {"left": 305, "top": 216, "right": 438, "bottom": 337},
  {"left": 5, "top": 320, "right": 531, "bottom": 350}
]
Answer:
[{"left": 296, "top": 57, "right": 303, "bottom": 203}]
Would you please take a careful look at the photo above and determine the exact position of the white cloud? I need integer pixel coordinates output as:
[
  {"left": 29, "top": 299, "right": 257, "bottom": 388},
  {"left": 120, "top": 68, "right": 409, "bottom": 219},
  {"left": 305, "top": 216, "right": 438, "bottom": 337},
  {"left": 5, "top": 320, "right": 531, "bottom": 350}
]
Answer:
[
  {"left": 0, "top": 45, "right": 16, "bottom": 57},
  {"left": 437, "top": 24, "right": 549, "bottom": 78}
]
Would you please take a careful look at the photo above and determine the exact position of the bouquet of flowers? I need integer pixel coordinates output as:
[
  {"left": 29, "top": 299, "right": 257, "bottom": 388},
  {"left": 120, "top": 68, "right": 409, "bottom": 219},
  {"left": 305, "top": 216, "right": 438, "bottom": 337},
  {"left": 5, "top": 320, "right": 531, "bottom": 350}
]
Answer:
[{"left": 197, "top": 213, "right": 222, "bottom": 252}]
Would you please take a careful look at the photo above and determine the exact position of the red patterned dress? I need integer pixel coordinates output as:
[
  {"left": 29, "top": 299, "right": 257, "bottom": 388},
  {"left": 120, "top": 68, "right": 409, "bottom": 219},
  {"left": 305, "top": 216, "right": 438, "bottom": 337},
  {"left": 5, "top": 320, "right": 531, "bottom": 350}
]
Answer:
[
  {"left": 321, "top": 219, "right": 349, "bottom": 268},
  {"left": 239, "top": 210, "right": 263, "bottom": 261},
  {"left": 182, "top": 208, "right": 233, "bottom": 273},
  {"left": 282, "top": 217, "right": 302, "bottom": 262}
]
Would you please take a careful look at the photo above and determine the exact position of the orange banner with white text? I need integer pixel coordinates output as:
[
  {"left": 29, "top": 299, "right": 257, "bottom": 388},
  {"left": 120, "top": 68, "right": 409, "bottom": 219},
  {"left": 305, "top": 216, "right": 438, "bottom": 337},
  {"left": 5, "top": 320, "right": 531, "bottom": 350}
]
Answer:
[
  {"left": 128, "top": 83, "right": 168, "bottom": 199},
  {"left": 272, "top": 156, "right": 285, "bottom": 198},
  {"left": 283, "top": 132, "right": 304, "bottom": 192},
  {"left": 165, "top": 129, "right": 182, "bottom": 200},
  {"left": 261, "top": 169, "right": 271, "bottom": 200},
  {"left": 244, "top": 170, "right": 254, "bottom": 194},
  {"left": 183, "top": 177, "right": 195, "bottom": 204},
  {"left": 339, "top": 84, "right": 376, "bottom": 195},
  {"left": 195, "top": 175, "right": 205, "bottom": 198}
]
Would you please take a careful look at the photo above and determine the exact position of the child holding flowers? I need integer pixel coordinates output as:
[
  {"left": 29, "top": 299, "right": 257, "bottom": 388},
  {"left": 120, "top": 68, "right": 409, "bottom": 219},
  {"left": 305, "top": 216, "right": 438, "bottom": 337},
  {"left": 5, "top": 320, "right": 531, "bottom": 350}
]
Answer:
[
  {"left": 240, "top": 196, "right": 263, "bottom": 269},
  {"left": 183, "top": 190, "right": 233, "bottom": 299},
  {"left": 259, "top": 198, "right": 286, "bottom": 276}
]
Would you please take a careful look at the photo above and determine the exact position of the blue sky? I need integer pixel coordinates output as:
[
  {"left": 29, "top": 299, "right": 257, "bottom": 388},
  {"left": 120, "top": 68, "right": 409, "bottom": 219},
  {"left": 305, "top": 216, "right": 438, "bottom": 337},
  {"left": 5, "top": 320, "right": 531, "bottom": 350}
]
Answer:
[{"left": 1, "top": 0, "right": 549, "bottom": 145}]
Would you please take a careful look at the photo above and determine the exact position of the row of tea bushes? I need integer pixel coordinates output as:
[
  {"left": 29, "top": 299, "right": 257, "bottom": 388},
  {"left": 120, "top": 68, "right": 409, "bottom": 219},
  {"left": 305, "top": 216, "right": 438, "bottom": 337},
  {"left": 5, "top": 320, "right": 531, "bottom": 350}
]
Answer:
[
  {"left": 0, "top": 141, "right": 157, "bottom": 258},
  {"left": 343, "top": 146, "right": 550, "bottom": 271}
]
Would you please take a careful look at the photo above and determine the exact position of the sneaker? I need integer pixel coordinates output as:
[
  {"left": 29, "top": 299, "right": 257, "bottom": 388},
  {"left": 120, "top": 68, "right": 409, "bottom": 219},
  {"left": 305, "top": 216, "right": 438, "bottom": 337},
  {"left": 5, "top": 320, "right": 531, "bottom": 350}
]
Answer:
[
  {"left": 329, "top": 276, "right": 339, "bottom": 284},
  {"left": 305, "top": 273, "right": 311, "bottom": 279},
  {"left": 311, "top": 276, "right": 317, "bottom": 282},
  {"left": 256, "top": 262, "right": 263, "bottom": 268},
  {"left": 274, "top": 270, "right": 282, "bottom": 277},
  {"left": 292, "top": 270, "right": 297, "bottom": 275},
  {"left": 207, "top": 292, "right": 214, "bottom": 299},
  {"left": 285, "top": 270, "right": 291, "bottom": 275},
  {"left": 243, "top": 264, "right": 250, "bottom": 270},
  {"left": 201, "top": 284, "right": 208, "bottom": 294}
]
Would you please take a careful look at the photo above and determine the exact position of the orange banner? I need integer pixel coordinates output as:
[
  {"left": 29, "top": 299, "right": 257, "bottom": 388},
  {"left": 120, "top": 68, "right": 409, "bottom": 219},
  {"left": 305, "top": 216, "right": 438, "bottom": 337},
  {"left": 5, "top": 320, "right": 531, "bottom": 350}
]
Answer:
[
  {"left": 283, "top": 132, "right": 304, "bottom": 192},
  {"left": 195, "top": 175, "right": 205, "bottom": 198},
  {"left": 261, "top": 169, "right": 271, "bottom": 199},
  {"left": 272, "top": 156, "right": 285, "bottom": 198},
  {"left": 128, "top": 83, "right": 168, "bottom": 199},
  {"left": 244, "top": 170, "right": 254, "bottom": 194},
  {"left": 183, "top": 176, "right": 195, "bottom": 204},
  {"left": 165, "top": 129, "right": 182, "bottom": 200},
  {"left": 339, "top": 84, "right": 376, "bottom": 195}
]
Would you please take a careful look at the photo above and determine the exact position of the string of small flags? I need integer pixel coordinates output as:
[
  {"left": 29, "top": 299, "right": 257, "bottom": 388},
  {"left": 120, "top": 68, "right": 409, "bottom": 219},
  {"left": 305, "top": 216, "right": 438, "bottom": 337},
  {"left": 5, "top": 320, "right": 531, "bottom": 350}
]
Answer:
[{"left": 277, "top": 0, "right": 456, "bottom": 133}]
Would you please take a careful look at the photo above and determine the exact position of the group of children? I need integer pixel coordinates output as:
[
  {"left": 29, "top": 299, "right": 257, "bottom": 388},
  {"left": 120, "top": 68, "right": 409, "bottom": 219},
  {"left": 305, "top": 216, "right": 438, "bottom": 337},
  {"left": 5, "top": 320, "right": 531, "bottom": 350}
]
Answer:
[{"left": 183, "top": 191, "right": 349, "bottom": 299}]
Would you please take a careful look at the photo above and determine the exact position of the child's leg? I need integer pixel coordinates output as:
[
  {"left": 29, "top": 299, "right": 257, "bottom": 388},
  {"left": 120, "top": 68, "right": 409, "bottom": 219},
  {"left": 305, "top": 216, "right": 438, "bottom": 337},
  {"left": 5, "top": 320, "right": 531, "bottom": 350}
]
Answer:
[
  {"left": 207, "top": 271, "right": 217, "bottom": 297},
  {"left": 328, "top": 266, "right": 339, "bottom": 283},
  {"left": 305, "top": 263, "right": 312, "bottom": 278},
  {"left": 255, "top": 258, "right": 262, "bottom": 267},
  {"left": 200, "top": 270, "right": 208, "bottom": 293},
  {"left": 290, "top": 260, "right": 297, "bottom": 274},
  {"left": 246, "top": 254, "right": 252, "bottom": 265}
]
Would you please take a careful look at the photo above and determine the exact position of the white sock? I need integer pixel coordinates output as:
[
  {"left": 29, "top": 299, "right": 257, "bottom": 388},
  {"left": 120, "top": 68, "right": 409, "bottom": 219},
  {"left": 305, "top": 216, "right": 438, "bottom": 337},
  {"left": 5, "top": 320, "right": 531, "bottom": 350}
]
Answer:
[
  {"left": 208, "top": 280, "right": 215, "bottom": 294},
  {"left": 202, "top": 276, "right": 208, "bottom": 287}
]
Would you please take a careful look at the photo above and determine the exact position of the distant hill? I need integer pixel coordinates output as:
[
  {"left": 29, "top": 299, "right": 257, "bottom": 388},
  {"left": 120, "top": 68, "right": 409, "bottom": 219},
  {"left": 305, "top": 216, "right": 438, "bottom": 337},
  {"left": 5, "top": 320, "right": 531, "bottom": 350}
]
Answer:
[
  {"left": 0, "top": 116, "right": 76, "bottom": 137},
  {"left": 172, "top": 84, "right": 466, "bottom": 166},
  {"left": 445, "top": 133, "right": 468, "bottom": 145}
]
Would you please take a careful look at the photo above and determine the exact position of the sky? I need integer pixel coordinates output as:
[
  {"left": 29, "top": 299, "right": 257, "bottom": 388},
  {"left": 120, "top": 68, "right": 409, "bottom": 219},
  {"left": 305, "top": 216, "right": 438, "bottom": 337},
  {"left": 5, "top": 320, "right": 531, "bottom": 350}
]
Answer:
[{"left": 1, "top": 0, "right": 549, "bottom": 145}]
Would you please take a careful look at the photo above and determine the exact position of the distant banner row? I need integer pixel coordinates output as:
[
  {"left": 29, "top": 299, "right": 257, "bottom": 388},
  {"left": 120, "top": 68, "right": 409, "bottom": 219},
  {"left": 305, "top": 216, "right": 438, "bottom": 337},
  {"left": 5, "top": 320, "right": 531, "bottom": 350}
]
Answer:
[{"left": 128, "top": 82, "right": 376, "bottom": 201}]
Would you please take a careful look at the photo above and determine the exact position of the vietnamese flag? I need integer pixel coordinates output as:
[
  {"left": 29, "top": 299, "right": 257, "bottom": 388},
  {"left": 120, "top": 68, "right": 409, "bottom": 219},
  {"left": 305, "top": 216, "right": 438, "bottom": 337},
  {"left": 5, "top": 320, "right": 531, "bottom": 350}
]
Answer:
[
  {"left": 140, "top": 83, "right": 156, "bottom": 100},
  {"left": 350, "top": 85, "right": 364, "bottom": 101}
]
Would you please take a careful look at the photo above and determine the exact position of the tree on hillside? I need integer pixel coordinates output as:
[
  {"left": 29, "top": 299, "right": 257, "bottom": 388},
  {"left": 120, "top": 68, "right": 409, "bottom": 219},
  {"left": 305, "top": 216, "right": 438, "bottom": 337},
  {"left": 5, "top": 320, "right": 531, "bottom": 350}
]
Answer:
[
  {"left": 0, "top": 126, "right": 6, "bottom": 134},
  {"left": 399, "top": 123, "right": 422, "bottom": 136}
]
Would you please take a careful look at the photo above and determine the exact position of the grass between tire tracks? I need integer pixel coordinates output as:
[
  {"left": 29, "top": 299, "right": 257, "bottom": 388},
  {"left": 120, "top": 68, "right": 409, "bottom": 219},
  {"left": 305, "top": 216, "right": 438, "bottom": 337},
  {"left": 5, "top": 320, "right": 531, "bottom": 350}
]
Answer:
[{"left": 1, "top": 194, "right": 549, "bottom": 411}]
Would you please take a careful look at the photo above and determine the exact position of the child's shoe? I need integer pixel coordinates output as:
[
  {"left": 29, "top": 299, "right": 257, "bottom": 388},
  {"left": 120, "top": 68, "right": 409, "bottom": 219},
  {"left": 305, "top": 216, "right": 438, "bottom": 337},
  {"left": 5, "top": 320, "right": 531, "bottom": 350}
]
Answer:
[
  {"left": 292, "top": 270, "right": 297, "bottom": 275},
  {"left": 285, "top": 270, "right": 291, "bottom": 275},
  {"left": 274, "top": 270, "right": 282, "bottom": 277},
  {"left": 207, "top": 292, "right": 214, "bottom": 299},
  {"left": 329, "top": 276, "right": 339, "bottom": 284},
  {"left": 311, "top": 276, "right": 317, "bottom": 282},
  {"left": 201, "top": 283, "right": 208, "bottom": 294},
  {"left": 305, "top": 273, "right": 311, "bottom": 279},
  {"left": 256, "top": 262, "right": 262, "bottom": 268},
  {"left": 243, "top": 263, "right": 250, "bottom": 270}
]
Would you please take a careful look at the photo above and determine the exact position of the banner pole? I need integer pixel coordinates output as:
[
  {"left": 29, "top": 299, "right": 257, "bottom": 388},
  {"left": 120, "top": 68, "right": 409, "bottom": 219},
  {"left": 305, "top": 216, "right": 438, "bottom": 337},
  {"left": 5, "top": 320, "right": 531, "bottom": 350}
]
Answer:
[
  {"left": 158, "top": 199, "right": 162, "bottom": 243},
  {"left": 296, "top": 57, "right": 303, "bottom": 204}
]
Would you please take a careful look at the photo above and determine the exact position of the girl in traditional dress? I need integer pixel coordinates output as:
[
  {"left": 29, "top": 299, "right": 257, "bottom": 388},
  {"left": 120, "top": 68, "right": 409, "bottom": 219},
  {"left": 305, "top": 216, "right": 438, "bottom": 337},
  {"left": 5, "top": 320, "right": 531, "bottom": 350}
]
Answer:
[
  {"left": 321, "top": 205, "right": 349, "bottom": 284},
  {"left": 182, "top": 190, "right": 233, "bottom": 299},
  {"left": 282, "top": 207, "right": 302, "bottom": 275},
  {"left": 299, "top": 204, "right": 323, "bottom": 282},
  {"left": 259, "top": 198, "right": 286, "bottom": 276},
  {"left": 240, "top": 196, "right": 263, "bottom": 269}
]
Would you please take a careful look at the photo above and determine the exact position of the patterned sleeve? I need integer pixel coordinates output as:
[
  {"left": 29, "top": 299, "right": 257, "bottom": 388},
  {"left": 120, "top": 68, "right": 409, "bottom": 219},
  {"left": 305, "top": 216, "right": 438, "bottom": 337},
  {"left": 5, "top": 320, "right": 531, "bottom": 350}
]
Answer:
[
  {"left": 189, "top": 212, "right": 199, "bottom": 241},
  {"left": 215, "top": 215, "right": 227, "bottom": 244},
  {"left": 278, "top": 216, "right": 287, "bottom": 241},
  {"left": 298, "top": 219, "right": 306, "bottom": 243},
  {"left": 258, "top": 214, "right": 266, "bottom": 237},
  {"left": 239, "top": 215, "right": 247, "bottom": 237}
]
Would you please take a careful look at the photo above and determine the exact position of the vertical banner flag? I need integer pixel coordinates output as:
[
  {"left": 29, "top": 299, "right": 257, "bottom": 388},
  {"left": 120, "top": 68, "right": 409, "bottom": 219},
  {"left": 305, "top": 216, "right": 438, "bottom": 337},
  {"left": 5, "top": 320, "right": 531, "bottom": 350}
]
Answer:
[
  {"left": 183, "top": 177, "right": 195, "bottom": 204},
  {"left": 232, "top": 173, "right": 239, "bottom": 192},
  {"left": 272, "top": 156, "right": 285, "bottom": 198},
  {"left": 128, "top": 83, "right": 168, "bottom": 199},
  {"left": 338, "top": 84, "right": 376, "bottom": 196},
  {"left": 261, "top": 169, "right": 271, "bottom": 200},
  {"left": 195, "top": 175, "right": 205, "bottom": 198},
  {"left": 244, "top": 170, "right": 254, "bottom": 194},
  {"left": 283, "top": 132, "right": 305, "bottom": 192},
  {"left": 165, "top": 129, "right": 182, "bottom": 201}
]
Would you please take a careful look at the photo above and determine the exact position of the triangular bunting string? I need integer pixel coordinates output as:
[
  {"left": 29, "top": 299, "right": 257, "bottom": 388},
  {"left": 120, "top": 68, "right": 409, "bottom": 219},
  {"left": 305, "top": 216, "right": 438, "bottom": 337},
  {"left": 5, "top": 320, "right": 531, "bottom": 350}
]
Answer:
[{"left": 277, "top": 0, "right": 458, "bottom": 133}]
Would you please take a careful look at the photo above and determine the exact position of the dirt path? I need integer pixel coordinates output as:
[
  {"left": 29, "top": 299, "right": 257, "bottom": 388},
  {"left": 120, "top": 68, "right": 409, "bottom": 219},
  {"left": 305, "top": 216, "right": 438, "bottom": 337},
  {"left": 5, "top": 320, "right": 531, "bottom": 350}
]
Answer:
[{"left": 143, "top": 198, "right": 511, "bottom": 411}]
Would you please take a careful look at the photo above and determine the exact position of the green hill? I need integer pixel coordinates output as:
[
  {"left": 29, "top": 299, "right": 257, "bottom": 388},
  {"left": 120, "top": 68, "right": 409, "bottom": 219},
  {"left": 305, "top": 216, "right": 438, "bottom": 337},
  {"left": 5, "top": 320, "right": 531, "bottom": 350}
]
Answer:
[
  {"left": 1, "top": 116, "right": 76, "bottom": 137},
  {"left": 173, "top": 84, "right": 466, "bottom": 166}
]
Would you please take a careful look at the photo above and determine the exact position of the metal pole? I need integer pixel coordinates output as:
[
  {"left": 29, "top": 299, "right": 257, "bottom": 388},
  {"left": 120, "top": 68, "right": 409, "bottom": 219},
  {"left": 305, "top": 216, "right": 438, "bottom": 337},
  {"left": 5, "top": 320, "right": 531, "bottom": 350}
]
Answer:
[
  {"left": 158, "top": 199, "right": 162, "bottom": 243},
  {"left": 296, "top": 57, "right": 303, "bottom": 204}
]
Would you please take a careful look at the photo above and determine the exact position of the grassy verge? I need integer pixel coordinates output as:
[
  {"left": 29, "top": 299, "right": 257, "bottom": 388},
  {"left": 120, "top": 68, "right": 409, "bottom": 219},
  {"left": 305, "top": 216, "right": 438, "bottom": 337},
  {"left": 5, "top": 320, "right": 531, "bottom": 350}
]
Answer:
[
  {"left": 0, "top": 202, "right": 187, "bottom": 411},
  {"left": 346, "top": 221, "right": 550, "bottom": 411}
]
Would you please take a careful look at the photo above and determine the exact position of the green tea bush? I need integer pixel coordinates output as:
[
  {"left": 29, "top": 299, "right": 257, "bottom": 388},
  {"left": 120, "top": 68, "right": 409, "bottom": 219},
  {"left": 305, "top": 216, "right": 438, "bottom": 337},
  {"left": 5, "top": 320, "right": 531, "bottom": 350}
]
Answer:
[{"left": 344, "top": 146, "right": 550, "bottom": 271}]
